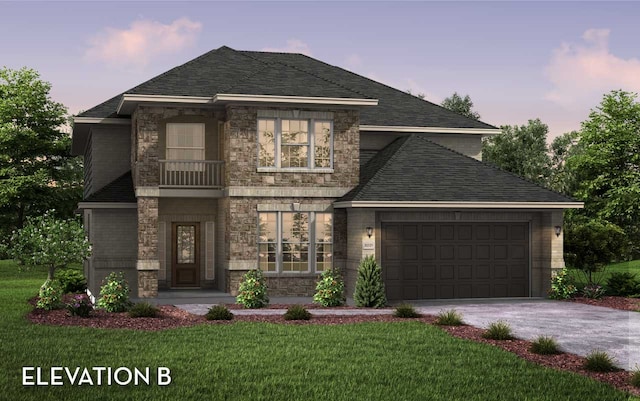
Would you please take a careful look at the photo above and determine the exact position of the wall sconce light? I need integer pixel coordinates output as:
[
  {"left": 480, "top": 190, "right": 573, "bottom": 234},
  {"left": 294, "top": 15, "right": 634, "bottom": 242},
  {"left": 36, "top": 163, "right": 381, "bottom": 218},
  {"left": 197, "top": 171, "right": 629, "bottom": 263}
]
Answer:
[
  {"left": 554, "top": 225, "right": 562, "bottom": 237},
  {"left": 366, "top": 227, "right": 373, "bottom": 238}
]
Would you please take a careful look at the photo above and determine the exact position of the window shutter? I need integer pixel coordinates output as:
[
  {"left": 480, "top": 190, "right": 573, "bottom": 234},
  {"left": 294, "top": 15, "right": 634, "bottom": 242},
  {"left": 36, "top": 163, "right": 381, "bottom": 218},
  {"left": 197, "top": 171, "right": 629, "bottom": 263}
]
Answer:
[
  {"left": 158, "top": 222, "right": 166, "bottom": 280},
  {"left": 205, "top": 221, "right": 215, "bottom": 280}
]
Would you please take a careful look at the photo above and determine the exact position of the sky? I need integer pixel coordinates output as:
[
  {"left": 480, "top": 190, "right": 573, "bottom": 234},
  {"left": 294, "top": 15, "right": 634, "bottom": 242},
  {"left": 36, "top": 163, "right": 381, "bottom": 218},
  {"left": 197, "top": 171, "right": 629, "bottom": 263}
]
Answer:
[{"left": 2, "top": 1, "right": 640, "bottom": 140}]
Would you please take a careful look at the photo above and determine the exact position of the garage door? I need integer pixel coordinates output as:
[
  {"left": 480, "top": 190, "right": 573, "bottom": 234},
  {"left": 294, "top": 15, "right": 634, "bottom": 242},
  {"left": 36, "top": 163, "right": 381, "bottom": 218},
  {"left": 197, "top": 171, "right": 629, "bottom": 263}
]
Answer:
[{"left": 381, "top": 222, "right": 529, "bottom": 300}]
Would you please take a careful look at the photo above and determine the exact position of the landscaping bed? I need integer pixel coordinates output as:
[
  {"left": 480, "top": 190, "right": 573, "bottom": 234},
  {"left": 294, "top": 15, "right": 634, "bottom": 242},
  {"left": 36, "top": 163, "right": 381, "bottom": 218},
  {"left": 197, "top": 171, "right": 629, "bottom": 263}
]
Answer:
[
  {"left": 26, "top": 301, "right": 640, "bottom": 397},
  {"left": 568, "top": 296, "right": 640, "bottom": 311}
]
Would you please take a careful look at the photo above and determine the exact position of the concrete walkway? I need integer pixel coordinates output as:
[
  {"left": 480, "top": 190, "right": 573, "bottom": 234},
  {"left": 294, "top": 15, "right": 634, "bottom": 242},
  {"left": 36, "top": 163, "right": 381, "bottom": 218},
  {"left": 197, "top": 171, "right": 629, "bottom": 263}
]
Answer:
[{"left": 173, "top": 298, "right": 639, "bottom": 371}]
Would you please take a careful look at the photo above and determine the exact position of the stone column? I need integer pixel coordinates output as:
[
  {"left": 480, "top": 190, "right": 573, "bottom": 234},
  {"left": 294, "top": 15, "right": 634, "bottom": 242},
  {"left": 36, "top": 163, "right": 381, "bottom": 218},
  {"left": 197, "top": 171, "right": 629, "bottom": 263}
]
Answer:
[
  {"left": 137, "top": 196, "right": 159, "bottom": 297},
  {"left": 550, "top": 210, "right": 566, "bottom": 272}
]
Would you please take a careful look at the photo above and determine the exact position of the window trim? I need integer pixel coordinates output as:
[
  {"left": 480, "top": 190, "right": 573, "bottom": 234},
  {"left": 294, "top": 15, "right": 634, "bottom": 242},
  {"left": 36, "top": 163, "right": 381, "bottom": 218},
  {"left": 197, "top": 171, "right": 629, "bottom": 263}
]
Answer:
[
  {"left": 256, "top": 117, "right": 334, "bottom": 171},
  {"left": 257, "top": 211, "right": 333, "bottom": 274}
]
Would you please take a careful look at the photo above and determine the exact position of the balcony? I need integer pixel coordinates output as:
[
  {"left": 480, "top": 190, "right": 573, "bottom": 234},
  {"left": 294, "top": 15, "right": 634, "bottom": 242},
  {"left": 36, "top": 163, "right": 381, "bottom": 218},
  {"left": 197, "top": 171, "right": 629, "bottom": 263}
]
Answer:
[{"left": 159, "top": 160, "right": 224, "bottom": 188}]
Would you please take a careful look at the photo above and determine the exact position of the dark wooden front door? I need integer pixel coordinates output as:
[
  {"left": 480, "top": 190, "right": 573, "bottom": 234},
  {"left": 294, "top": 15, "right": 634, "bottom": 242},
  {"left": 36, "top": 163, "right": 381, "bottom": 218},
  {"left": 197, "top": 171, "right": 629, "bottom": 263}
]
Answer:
[{"left": 172, "top": 223, "right": 200, "bottom": 287}]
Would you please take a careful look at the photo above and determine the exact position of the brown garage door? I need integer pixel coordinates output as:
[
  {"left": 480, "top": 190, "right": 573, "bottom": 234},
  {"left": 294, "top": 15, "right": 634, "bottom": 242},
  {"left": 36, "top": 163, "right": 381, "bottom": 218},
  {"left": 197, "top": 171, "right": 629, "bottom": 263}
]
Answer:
[{"left": 381, "top": 222, "right": 529, "bottom": 300}]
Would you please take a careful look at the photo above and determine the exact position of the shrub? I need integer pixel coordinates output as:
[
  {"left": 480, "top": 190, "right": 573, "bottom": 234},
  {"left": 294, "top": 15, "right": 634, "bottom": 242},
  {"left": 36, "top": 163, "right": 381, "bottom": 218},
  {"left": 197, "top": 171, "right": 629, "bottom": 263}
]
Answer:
[
  {"left": 313, "top": 268, "right": 346, "bottom": 307},
  {"left": 206, "top": 305, "right": 234, "bottom": 321},
  {"left": 97, "top": 272, "right": 132, "bottom": 312},
  {"left": 584, "top": 350, "right": 617, "bottom": 372},
  {"left": 353, "top": 255, "right": 387, "bottom": 308},
  {"left": 283, "top": 305, "right": 311, "bottom": 321},
  {"left": 393, "top": 304, "right": 420, "bottom": 318},
  {"left": 606, "top": 272, "right": 640, "bottom": 297},
  {"left": 65, "top": 293, "right": 93, "bottom": 317},
  {"left": 631, "top": 368, "right": 640, "bottom": 388},
  {"left": 36, "top": 279, "right": 63, "bottom": 310},
  {"left": 581, "top": 284, "right": 605, "bottom": 299},
  {"left": 128, "top": 302, "right": 160, "bottom": 318},
  {"left": 56, "top": 268, "right": 87, "bottom": 294},
  {"left": 530, "top": 336, "right": 560, "bottom": 355},
  {"left": 548, "top": 268, "right": 577, "bottom": 300},
  {"left": 435, "top": 309, "right": 464, "bottom": 326},
  {"left": 482, "top": 321, "right": 514, "bottom": 340},
  {"left": 236, "top": 269, "right": 269, "bottom": 309}
]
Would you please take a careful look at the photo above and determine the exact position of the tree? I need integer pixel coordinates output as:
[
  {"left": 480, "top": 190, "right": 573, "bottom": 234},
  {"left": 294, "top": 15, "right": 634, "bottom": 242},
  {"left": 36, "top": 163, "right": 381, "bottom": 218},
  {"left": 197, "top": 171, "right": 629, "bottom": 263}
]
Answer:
[
  {"left": 6, "top": 211, "right": 91, "bottom": 283},
  {"left": 567, "top": 90, "right": 640, "bottom": 256},
  {"left": 482, "top": 119, "right": 552, "bottom": 186},
  {"left": 406, "top": 89, "right": 426, "bottom": 100},
  {"left": 353, "top": 255, "right": 387, "bottom": 308},
  {"left": 0, "top": 67, "right": 82, "bottom": 246},
  {"left": 563, "top": 217, "right": 626, "bottom": 285},
  {"left": 549, "top": 131, "right": 581, "bottom": 195},
  {"left": 441, "top": 92, "right": 481, "bottom": 120}
]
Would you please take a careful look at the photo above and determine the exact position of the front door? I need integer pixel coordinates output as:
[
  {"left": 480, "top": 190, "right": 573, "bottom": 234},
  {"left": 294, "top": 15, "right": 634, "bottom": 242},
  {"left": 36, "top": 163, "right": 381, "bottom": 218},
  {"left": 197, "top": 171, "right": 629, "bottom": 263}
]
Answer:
[{"left": 172, "top": 223, "right": 200, "bottom": 287}]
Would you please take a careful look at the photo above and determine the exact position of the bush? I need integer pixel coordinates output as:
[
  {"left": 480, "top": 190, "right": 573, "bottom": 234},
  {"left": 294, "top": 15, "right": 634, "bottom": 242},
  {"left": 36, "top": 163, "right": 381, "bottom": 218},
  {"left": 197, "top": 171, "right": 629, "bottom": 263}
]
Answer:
[
  {"left": 584, "top": 350, "right": 617, "bottom": 372},
  {"left": 482, "top": 321, "right": 514, "bottom": 340},
  {"left": 313, "top": 268, "right": 346, "bottom": 307},
  {"left": 128, "top": 302, "right": 160, "bottom": 318},
  {"left": 354, "top": 255, "right": 387, "bottom": 308},
  {"left": 283, "top": 305, "right": 311, "bottom": 321},
  {"left": 36, "top": 279, "right": 63, "bottom": 310},
  {"left": 393, "top": 304, "right": 420, "bottom": 318},
  {"left": 65, "top": 293, "right": 93, "bottom": 317},
  {"left": 631, "top": 368, "right": 640, "bottom": 388},
  {"left": 56, "top": 268, "right": 87, "bottom": 294},
  {"left": 530, "top": 336, "right": 560, "bottom": 355},
  {"left": 606, "top": 272, "right": 640, "bottom": 297},
  {"left": 97, "top": 272, "right": 132, "bottom": 312},
  {"left": 581, "top": 284, "right": 605, "bottom": 299},
  {"left": 206, "top": 305, "right": 234, "bottom": 321},
  {"left": 435, "top": 309, "right": 464, "bottom": 326},
  {"left": 236, "top": 269, "right": 269, "bottom": 309},
  {"left": 548, "top": 268, "right": 577, "bottom": 300}
]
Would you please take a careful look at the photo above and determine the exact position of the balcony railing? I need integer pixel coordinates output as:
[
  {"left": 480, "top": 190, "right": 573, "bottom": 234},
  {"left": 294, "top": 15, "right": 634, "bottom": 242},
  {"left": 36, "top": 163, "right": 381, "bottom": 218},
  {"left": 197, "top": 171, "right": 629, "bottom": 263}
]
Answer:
[{"left": 159, "top": 160, "right": 224, "bottom": 188}]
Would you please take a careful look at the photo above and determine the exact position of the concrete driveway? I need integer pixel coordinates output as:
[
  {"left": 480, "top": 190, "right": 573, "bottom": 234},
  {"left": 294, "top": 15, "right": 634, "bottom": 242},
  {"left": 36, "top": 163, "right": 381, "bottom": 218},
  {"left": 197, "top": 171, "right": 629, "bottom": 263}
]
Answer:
[{"left": 411, "top": 299, "right": 640, "bottom": 370}]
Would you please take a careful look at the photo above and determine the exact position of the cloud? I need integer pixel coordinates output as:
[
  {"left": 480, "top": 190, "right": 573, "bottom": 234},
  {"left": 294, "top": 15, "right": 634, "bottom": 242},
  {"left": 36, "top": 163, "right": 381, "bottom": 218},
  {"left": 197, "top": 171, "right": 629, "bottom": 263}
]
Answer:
[
  {"left": 85, "top": 17, "right": 202, "bottom": 68},
  {"left": 344, "top": 54, "right": 362, "bottom": 70},
  {"left": 545, "top": 29, "right": 640, "bottom": 108},
  {"left": 261, "top": 39, "right": 312, "bottom": 56}
]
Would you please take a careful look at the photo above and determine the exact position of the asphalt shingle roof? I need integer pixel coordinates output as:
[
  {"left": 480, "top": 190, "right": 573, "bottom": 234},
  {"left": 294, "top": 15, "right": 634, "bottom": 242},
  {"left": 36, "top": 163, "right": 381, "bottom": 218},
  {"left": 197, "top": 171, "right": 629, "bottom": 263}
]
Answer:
[
  {"left": 84, "top": 171, "right": 135, "bottom": 203},
  {"left": 79, "top": 46, "right": 494, "bottom": 129},
  {"left": 340, "top": 135, "right": 576, "bottom": 203}
]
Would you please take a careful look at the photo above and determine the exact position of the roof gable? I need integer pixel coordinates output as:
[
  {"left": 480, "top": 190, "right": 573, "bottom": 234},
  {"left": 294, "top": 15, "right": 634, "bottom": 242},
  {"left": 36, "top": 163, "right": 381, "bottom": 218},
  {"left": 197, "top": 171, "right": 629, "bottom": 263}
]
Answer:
[{"left": 340, "top": 135, "right": 577, "bottom": 204}]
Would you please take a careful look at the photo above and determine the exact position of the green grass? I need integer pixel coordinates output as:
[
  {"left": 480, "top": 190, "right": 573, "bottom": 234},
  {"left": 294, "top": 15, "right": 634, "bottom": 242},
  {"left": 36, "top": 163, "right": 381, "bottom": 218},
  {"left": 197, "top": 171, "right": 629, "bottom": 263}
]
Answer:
[
  {"left": 568, "top": 259, "right": 640, "bottom": 288},
  {"left": 0, "top": 260, "right": 636, "bottom": 401}
]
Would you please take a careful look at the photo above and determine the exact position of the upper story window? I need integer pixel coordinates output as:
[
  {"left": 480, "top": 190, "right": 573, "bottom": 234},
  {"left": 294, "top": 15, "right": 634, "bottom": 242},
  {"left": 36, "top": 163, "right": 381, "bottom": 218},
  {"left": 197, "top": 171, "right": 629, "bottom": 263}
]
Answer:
[
  {"left": 258, "top": 118, "right": 333, "bottom": 170},
  {"left": 166, "top": 123, "right": 205, "bottom": 161}
]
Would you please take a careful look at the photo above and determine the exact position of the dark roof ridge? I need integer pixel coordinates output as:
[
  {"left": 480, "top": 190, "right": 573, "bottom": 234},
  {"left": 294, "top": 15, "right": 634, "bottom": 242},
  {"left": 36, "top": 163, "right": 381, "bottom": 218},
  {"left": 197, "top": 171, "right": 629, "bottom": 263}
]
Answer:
[
  {"left": 354, "top": 135, "right": 413, "bottom": 201},
  {"left": 236, "top": 50, "right": 371, "bottom": 99},
  {"left": 411, "top": 134, "right": 577, "bottom": 202}
]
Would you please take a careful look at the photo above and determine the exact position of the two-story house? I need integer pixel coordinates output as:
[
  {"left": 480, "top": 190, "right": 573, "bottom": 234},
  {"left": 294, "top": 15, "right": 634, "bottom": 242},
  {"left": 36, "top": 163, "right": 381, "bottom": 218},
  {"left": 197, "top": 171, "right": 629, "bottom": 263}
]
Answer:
[{"left": 71, "top": 46, "right": 582, "bottom": 301}]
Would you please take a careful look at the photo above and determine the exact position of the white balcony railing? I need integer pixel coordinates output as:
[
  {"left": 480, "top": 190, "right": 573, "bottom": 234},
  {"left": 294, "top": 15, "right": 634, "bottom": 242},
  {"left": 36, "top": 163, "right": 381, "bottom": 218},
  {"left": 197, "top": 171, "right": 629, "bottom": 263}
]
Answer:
[{"left": 159, "top": 160, "right": 224, "bottom": 188}]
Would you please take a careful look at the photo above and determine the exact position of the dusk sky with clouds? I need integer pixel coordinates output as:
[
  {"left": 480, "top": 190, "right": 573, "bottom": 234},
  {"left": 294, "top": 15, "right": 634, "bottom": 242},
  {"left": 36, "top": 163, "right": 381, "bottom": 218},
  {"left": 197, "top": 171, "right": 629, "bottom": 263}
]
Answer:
[{"left": 2, "top": 1, "right": 639, "bottom": 139}]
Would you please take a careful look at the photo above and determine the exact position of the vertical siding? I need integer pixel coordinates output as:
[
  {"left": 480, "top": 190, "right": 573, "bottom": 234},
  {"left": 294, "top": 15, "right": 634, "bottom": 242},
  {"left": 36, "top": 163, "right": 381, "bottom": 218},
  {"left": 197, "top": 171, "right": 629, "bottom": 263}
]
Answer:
[{"left": 88, "top": 125, "right": 132, "bottom": 196}]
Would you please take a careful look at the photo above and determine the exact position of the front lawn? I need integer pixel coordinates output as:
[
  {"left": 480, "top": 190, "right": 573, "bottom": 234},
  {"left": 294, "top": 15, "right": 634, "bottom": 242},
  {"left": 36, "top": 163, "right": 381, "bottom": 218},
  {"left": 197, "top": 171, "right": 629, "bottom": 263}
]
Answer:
[
  {"left": 568, "top": 259, "right": 640, "bottom": 288},
  {"left": 0, "top": 260, "right": 635, "bottom": 401}
]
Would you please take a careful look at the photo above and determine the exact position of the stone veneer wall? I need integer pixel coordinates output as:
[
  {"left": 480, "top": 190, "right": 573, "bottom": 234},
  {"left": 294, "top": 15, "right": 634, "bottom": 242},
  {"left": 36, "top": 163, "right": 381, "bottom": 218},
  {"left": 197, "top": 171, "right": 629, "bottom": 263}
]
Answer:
[
  {"left": 223, "top": 106, "right": 360, "bottom": 188},
  {"left": 137, "top": 196, "right": 159, "bottom": 297},
  {"left": 220, "top": 105, "right": 359, "bottom": 297}
]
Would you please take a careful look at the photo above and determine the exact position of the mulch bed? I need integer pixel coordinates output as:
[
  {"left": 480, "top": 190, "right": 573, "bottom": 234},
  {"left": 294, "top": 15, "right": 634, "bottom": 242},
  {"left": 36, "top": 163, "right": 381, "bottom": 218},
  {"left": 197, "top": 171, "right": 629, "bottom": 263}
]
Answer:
[{"left": 26, "top": 296, "right": 640, "bottom": 397}]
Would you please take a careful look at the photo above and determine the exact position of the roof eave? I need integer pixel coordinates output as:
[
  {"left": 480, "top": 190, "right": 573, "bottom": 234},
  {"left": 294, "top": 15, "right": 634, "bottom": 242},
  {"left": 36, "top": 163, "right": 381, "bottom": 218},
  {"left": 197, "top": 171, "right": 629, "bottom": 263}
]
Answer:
[
  {"left": 360, "top": 125, "right": 501, "bottom": 135},
  {"left": 333, "top": 201, "right": 584, "bottom": 209}
]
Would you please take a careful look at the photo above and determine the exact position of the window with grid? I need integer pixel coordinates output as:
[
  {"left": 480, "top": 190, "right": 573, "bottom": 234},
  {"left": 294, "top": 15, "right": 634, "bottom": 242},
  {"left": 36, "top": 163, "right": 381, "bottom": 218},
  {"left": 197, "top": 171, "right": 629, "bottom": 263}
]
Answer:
[
  {"left": 258, "top": 212, "right": 333, "bottom": 273},
  {"left": 257, "top": 118, "right": 333, "bottom": 169},
  {"left": 166, "top": 123, "right": 205, "bottom": 171}
]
